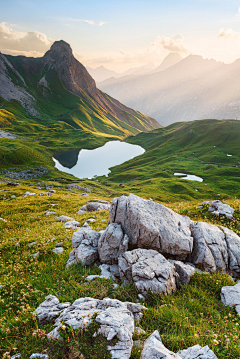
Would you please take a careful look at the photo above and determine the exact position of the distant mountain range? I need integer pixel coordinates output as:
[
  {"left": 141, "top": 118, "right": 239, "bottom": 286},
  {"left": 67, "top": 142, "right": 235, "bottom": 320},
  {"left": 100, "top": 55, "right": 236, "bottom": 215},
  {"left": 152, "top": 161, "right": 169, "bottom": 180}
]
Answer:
[
  {"left": 98, "top": 54, "right": 240, "bottom": 126},
  {"left": 0, "top": 40, "right": 160, "bottom": 139}
]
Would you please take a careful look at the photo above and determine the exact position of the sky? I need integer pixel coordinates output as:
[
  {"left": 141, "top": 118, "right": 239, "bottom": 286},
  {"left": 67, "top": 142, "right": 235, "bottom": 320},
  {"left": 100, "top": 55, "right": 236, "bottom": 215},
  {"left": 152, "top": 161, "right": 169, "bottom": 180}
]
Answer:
[{"left": 1, "top": 0, "right": 240, "bottom": 72}]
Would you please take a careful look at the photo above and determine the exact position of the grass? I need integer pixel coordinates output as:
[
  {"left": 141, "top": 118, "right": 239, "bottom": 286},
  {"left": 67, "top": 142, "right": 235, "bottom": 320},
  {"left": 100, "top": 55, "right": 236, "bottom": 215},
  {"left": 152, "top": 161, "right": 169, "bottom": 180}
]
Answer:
[{"left": 1, "top": 181, "right": 240, "bottom": 358}]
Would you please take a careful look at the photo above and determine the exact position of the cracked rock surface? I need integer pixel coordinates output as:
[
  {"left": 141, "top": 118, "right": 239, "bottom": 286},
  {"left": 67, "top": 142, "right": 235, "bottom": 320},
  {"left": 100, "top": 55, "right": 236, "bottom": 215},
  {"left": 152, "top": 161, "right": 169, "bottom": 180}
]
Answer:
[
  {"left": 140, "top": 330, "right": 181, "bottom": 358},
  {"left": 177, "top": 344, "right": 218, "bottom": 358},
  {"left": 109, "top": 194, "right": 193, "bottom": 260},
  {"left": 221, "top": 281, "right": 240, "bottom": 315},
  {"left": 35, "top": 296, "right": 145, "bottom": 359},
  {"left": 119, "top": 248, "right": 177, "bottom": 295}
]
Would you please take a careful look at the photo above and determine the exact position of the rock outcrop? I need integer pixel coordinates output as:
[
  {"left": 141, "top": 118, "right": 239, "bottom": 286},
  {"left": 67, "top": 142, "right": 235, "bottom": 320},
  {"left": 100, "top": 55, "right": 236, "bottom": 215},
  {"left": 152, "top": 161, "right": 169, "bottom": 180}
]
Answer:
[
  {"left": 221, "top": 281, "right": 240, "bottom": 315},
  {"left": 80, "top": 202, "right": 111, "bottom": 212},
  {"left": 109, "top": 194, "right": 193, "bottom": 260},
  {"left": 140, "top": 331, "right": 181, "bottom": 359},
  {"left": 178, "top": 344, "right": 218, "bottom": 359},
  {"left": 98, "top": 223, "right": 129, "bottom": 264},
  {"left": 35, "top": 295, "right": 145, "bottom": 359},
  {"left": 119, "top": 248, "right": 177, "bottom": 296},
  {"left": 203, "top": 200, "right": 234, "bottom": 219}
]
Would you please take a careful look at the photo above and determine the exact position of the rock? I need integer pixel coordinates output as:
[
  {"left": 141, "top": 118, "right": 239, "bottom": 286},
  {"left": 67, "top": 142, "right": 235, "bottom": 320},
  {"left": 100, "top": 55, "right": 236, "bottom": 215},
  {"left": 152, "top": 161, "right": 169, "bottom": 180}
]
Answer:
[
  {"left": 23, "top": 192, "right": 36, "bottom": 197},
  {"left": 36, "top": 296, "right": 144, "bottom": 359},
  {"left": 178, "top": 344, "right": 218, "bottom": 359},
  {"left": 48, "top": 189, "right": 56, "bottom": 193},
  {"left": 35, "top": 294, "right": 71, "bottom": 324},
  {"left": 138, "top": 294, "right": 145, "bottom": 302},
  {"left": 119, "top": 248, "right": 177, "bottom": 296},
  {"left": 169, "top": 260, "right": 196, "bottom": 286},
  {"left": 28, "top": 242, "right": 37, "bottom": 247},
  {"left": 32, "top": 252, "right": 40, "bottom": 258},
  {"left": 0, "top": 217, "right": 7, "bottom": 222},
  {"left": 221, "top": 282, "right": 240, "bottom": 315},
  {"left": 109, "top": 194, "right": 193, "bottom": 260},
  {"left": 80, "top": 193, "right": 90, "bottom": 197},
  {"left": 7, "top": 181, "right": 20, "bottom": 186},
  {"left": 68, "top": 227, "right": 101, "bottom": 266},
  {"left": 135, "top": 327, "right": 146, "bottom": 334},
  {"left": 45, "top": 210, "right": 57, "bottom": 215},
  {"left": 52, "top": 247, "right": 64, "bottom": 254},
  {"left": 64, "top": 220, "right": 80, "bottom": 229},
  {"left": 10, "top": 354, "right": 21, "bottom": 359},
  {"left": 190, "top": 222, "right": 228, "bottom": 272},
  {"left": 29, "top": 354, "right": 49, "bottom": 359},
  {"left": 57, "top": 215, "right": 75, "bottom": 222},
  {"left": 222, "top": 226, "right": 240, "bottom": 275},
  {"left": 77, "top": 209, "right": 86, "bottom": 215},
  {"left": 140, "top": 330, "right": 181, "bottom": 359},
  {"left": 66, "top": 249, "right": 77, "bottom": 268},
  {"left": 98, "top": 223, "right": 129, "bottom": 264},
  {"left": 203, "top": 200, "right": 234, "bottom": 219},
  {"left": 90, "top": 199, "right": 110, "bottom": 204},
  {"left": 67, "top": 184, "right": 91, "bottom": 192},
  {"left": 80, "top": 202, "right": 111, "bottom": 212}
]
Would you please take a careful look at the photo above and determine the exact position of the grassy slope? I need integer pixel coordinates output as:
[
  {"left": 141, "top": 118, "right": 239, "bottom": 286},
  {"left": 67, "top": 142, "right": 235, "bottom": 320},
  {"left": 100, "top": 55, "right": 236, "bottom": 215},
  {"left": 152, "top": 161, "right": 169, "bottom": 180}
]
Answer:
[
  {"left": 1, "top": 182, "right": 240, "bottom": 358},
  {"left": 98, "top": 119, "right": 240, "bottom": 202}
]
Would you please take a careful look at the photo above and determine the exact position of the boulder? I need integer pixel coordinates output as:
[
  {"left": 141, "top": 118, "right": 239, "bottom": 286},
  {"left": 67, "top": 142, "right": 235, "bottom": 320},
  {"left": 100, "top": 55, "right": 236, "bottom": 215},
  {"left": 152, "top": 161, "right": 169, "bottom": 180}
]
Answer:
[
  {"left": 221, "top": 282, "right": 240, "bottom": 315},
  {"left": 36, "top": 296, "right": 145, "bottom": 359},
  {"left": 52, "top": 247, "right": 64, "bottom": 254},
  {"left": 64, "top": 220, "right": 80, "bottom": 229},
  {"left": 169, "top": 260, "right": 196, "bottom": 286},
  {"left": 119, "top": 248, "right": 177, "bottom": 296},
  {"left": 109, "top": 194, "right": 193, "bottom": 260},
  {"left": 45, "top": 211, "right": 57, "bottom": 215},
  {"left": 22, "top": 192, "right": 36, "bottom": 197},
  {"left": 80, "top": 202, "right": 111, "bottom": 212},
  {"left": 140, "top": 330, "right": 181, "bottom": 359},
  {"left": 222, "top": 226, "right": 240, "bottom": 275},
  {"left": 67, "top": 184, "right": 91, "bottom": 192},
  {"left": 57, "top": 215, "right": 75, "bottom": 222},
  {"left": 203, "top": 200, "right": 234, "bottom": 219},
  {"left": 67, "top": 227, "right": 101, "bottom": 266},
  {"left": 98, "top": 223, "right": 129, "bottom": 264},
  {"left": 190, "top": 222, "right": 228, "bottom": 272},
  {"left": 178, "top": 344, "right": 218, "bottom": 359}
]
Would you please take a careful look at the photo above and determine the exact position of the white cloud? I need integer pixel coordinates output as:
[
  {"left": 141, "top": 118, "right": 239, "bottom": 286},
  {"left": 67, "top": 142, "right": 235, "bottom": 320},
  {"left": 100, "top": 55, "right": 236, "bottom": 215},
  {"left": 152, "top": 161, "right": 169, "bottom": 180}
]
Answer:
[
  {"left": 0, "top": 22, "right": 54, "bottom": 56},
  {"left": 65, "top": 18, "right": 106, "bottom": 26},
  {"left": 236, "top": 7, "right": 240, "bottom": 16},
  {"left": 218, "top": 27, "right": 240, "bottom": 40},
  {"left": 151, "top": 34, "right": 188, "bottom": 54}
]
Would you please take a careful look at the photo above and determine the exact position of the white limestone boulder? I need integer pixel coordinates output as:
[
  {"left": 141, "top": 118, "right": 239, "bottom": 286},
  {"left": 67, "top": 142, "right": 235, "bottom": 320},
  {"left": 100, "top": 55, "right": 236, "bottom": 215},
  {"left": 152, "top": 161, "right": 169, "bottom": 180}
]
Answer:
[
  {"left": 222, "top": 226, "right": 240, "bottom": 275},
  {"left": 119, "top": 248, "right": 177, "bottom": 296},
  {"left": 178, "top": 344, "right": 218, "bottom": 358},
  {"left": 203, "top": 200, "right": 234, "bottom": 219},
  {"left": 190, "top": 222, "right": 228, "bottom": 272},
  {"left": 98, "top": 223, "right": 129, "bottom": 264},
  {"left": 221, "top": 281, "right": 240, "bottom": 315},
  {"left": 109, "top": 194, "right": 193, "bottom": 260}
]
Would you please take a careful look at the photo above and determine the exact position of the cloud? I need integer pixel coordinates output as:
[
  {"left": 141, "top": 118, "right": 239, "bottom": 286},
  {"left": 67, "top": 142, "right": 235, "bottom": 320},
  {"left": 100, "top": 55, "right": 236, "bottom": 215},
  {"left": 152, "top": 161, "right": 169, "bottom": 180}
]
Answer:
[
  {"left": 237, "top": 7, "right": 240, "bottom": 16},
  {"left": 151, "top": 34, "right": 188, "bottom": 54},
  {"left": 218, "top": 27, "right": 240, "bottom": 40},
  {"left": 0, "top": 22, "right": 54, "bottom": 56},
  {"left": 65, "top": 18, "right": 106, "bottom": 26}
]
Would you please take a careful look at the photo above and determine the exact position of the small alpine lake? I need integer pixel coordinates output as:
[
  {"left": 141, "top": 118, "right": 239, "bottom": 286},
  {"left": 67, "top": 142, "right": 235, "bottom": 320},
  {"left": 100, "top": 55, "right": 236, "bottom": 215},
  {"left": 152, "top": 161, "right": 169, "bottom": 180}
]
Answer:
[
  {"left": 53, "top": 140, "right": 145, "bottom": 179},
  {"left": 174, "top": 172, "right": 203, "bottom": 182}
]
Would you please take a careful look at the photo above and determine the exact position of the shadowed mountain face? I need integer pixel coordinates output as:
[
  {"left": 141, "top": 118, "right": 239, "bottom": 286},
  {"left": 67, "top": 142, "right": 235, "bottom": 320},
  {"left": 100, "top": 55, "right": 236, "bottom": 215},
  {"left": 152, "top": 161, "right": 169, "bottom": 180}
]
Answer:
[
  {"left": 0, "top": 40, "right": 161, "bottom": 136},
  {"left": 99, "top": 54, "right": 240, "bottom": 126}
]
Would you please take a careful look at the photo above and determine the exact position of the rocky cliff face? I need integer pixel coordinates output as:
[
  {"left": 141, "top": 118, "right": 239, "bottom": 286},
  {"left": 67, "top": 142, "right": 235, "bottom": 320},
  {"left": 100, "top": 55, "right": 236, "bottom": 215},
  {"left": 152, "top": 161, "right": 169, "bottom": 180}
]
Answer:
[{"left": 0, "top": 41, "right": 161, "bottom": 133}]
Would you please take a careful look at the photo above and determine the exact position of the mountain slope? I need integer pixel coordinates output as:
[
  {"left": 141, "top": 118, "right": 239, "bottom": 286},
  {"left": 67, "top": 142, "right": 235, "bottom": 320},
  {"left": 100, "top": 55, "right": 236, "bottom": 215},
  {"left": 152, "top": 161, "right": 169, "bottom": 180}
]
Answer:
[
  {"left": 86, "top": 65, "right": 120, "bottom": 82},
  {"left": 0, "top": 40, "right": 160, "bottom": 139},
  {"left": 98, "top": 119, "right": 240, "bottom": 201},
  {"left": 152, "top": 52, "right": 183, "bottom": 73},
  {"left": 98, "top": 55, "right": 240, "bottom": 126}
]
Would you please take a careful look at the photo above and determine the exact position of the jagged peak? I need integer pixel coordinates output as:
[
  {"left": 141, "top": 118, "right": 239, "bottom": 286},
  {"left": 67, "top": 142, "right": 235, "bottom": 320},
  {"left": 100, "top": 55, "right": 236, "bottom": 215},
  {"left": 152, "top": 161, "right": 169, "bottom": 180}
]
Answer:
[{"left": 49, "top": 40, "right": 72, "bottom": 53}]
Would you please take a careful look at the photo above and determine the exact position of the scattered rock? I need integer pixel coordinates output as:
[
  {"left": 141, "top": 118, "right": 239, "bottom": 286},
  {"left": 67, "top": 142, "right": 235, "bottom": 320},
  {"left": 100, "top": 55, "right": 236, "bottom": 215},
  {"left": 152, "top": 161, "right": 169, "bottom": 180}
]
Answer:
[
  {"left": 222, "top": 226, "right": 240, "bottom": 275},
  {"left": 140, "top": 330, "right": 181, "bottom": 358},
  {"left": 98, "top": 223, "right": 129, "bottom": 264},
  {"left": 52, "top": 247, "right": 64, "bottom": 254},
  {"left": 203, "top": 200, "right": 234, "bottom": 219},
  {"left": 67, "top": 184, "right": 91, "bottom": 192},
  {"left": 32, "top": 252, "right": 40, "bottom": 258},
  {"left": 135, "top": 327, "right": 146, "bottom": 335},
  {"left": 178, "top": 344, "right": 218, "bottom": 359},
  {"left": 80, "top": 202, "right": 111, "bottom": 212},
  {"left": 29, "top": 354, "right": 49, "bottom": 359},
  {"left": 221, "top": 282, "right": 240, "bottom": 315},
  {"left": 36, "top": 296, "right": 144, "bottom": 359},
  {"left": 23, "top": 192, "right": 36, "bottom": 197},
  {"left": 64, "top": 220, "right": 80, "bottom": 229},
  {"left": 0, "top": 217, "right": 7, "bottom": 222},
  {"left": 80, "top": 193, "right": 90, "bottom": 197},
  {"left": 7, "top": 181, "right": 20, "bottom": 186},
  {"left": 10, "top": 354, "right": 21, "bottom": 359},
  {"left": 2, "top": 166, "right": 48, "bottom": 180},
  {"left": 57, "top": 215, "right": 75, "bottom": 222},
  {"left": 119, "top": 248, "right": 177, "bottom": 296},
  {"left": 109, "top": 194, "right": 193, "bottom": 260},
  {"left": 45, "top": 210, "right": 57, "bottom": 216},
  {"left": 28, "top": 242, "right": 37, "bottom": 247}
]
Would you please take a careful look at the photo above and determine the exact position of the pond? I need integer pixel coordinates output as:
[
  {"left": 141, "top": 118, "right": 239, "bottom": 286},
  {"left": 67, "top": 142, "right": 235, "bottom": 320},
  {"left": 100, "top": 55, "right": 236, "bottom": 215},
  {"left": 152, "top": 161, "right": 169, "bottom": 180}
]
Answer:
[
  {"left": 53, "top": 140, "right": 145, "bottom": 179},
  {"left": 174, "top": 172, "right": 203, "bottom": 182}
]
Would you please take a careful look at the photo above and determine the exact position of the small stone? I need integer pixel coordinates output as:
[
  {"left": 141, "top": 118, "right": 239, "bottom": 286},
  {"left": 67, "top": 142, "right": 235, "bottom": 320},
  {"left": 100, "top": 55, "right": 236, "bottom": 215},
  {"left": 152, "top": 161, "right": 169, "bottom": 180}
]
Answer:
[
  {"left": 52, "top": 247, "right": 64, "bottom": 254},
  {"left": 45, "top": 211, "right": 57, "bottom": 216},
  {"left": 135, "top": 326, "right": 146, "bottom": 334},
  {"left": 138, "top": 294, "right": 145, "bottom": 302},
  {"left": 64, "top": 220, "right": 80, "bottom": 229},
  {"left": 32, "top": 252, "right": 40, "bottom": 258},
  {"left": 57, "top": 215, "right": 75, "bottom": 222},
  {"left": 28, "top": 242, "right": 37, "bottom": 247}
]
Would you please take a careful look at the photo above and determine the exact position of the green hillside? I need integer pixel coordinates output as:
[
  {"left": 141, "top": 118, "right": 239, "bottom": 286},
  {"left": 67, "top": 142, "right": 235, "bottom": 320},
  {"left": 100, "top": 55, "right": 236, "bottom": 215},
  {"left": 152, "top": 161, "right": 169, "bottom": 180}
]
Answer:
[{"left": 98, "top": 119, "right": 240, "bottom": 201}]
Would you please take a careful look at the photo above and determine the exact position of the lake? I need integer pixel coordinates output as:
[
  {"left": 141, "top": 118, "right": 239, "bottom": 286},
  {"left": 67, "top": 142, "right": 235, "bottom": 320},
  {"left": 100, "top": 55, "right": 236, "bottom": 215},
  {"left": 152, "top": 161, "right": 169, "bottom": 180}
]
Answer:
[
  {"left": 53, "top": 140, "right": 145, "bottom": 179},
  {"left": 174, "top": 172, "right": 203, "bottom": 182}
]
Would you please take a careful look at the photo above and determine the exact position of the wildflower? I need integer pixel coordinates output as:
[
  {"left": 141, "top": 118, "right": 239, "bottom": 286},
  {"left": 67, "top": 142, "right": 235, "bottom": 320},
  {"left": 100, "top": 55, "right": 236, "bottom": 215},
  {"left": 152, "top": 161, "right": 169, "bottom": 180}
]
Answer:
[{"left": 61, "top": 325, "right": 66, "bottom": 330}]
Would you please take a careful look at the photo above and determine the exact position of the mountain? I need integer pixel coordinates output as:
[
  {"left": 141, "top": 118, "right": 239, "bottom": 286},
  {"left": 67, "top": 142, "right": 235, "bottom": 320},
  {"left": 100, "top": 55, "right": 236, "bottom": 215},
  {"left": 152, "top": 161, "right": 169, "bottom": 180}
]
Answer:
[
  {"left": 152, "top": 52, "right": 183, "bottom": 73},
  {"left": 86, "top": 65, "right": 120, "bottom": 82},
  {"left": 0, "top": 40, "right": 160, "bottom": 143},
  {"left": 98, "top": 54, "right": 240, "bottom": 126},
  {"left": 122, "top": 62, "right": 156, "bottom": 76}
]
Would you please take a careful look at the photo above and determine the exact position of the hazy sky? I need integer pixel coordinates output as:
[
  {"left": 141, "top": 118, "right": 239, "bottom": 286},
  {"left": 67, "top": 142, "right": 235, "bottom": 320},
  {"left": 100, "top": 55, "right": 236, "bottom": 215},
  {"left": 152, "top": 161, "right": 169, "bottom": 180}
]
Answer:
[{"left": 1, "top": 0, "right": 240, "bottom": 71}]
